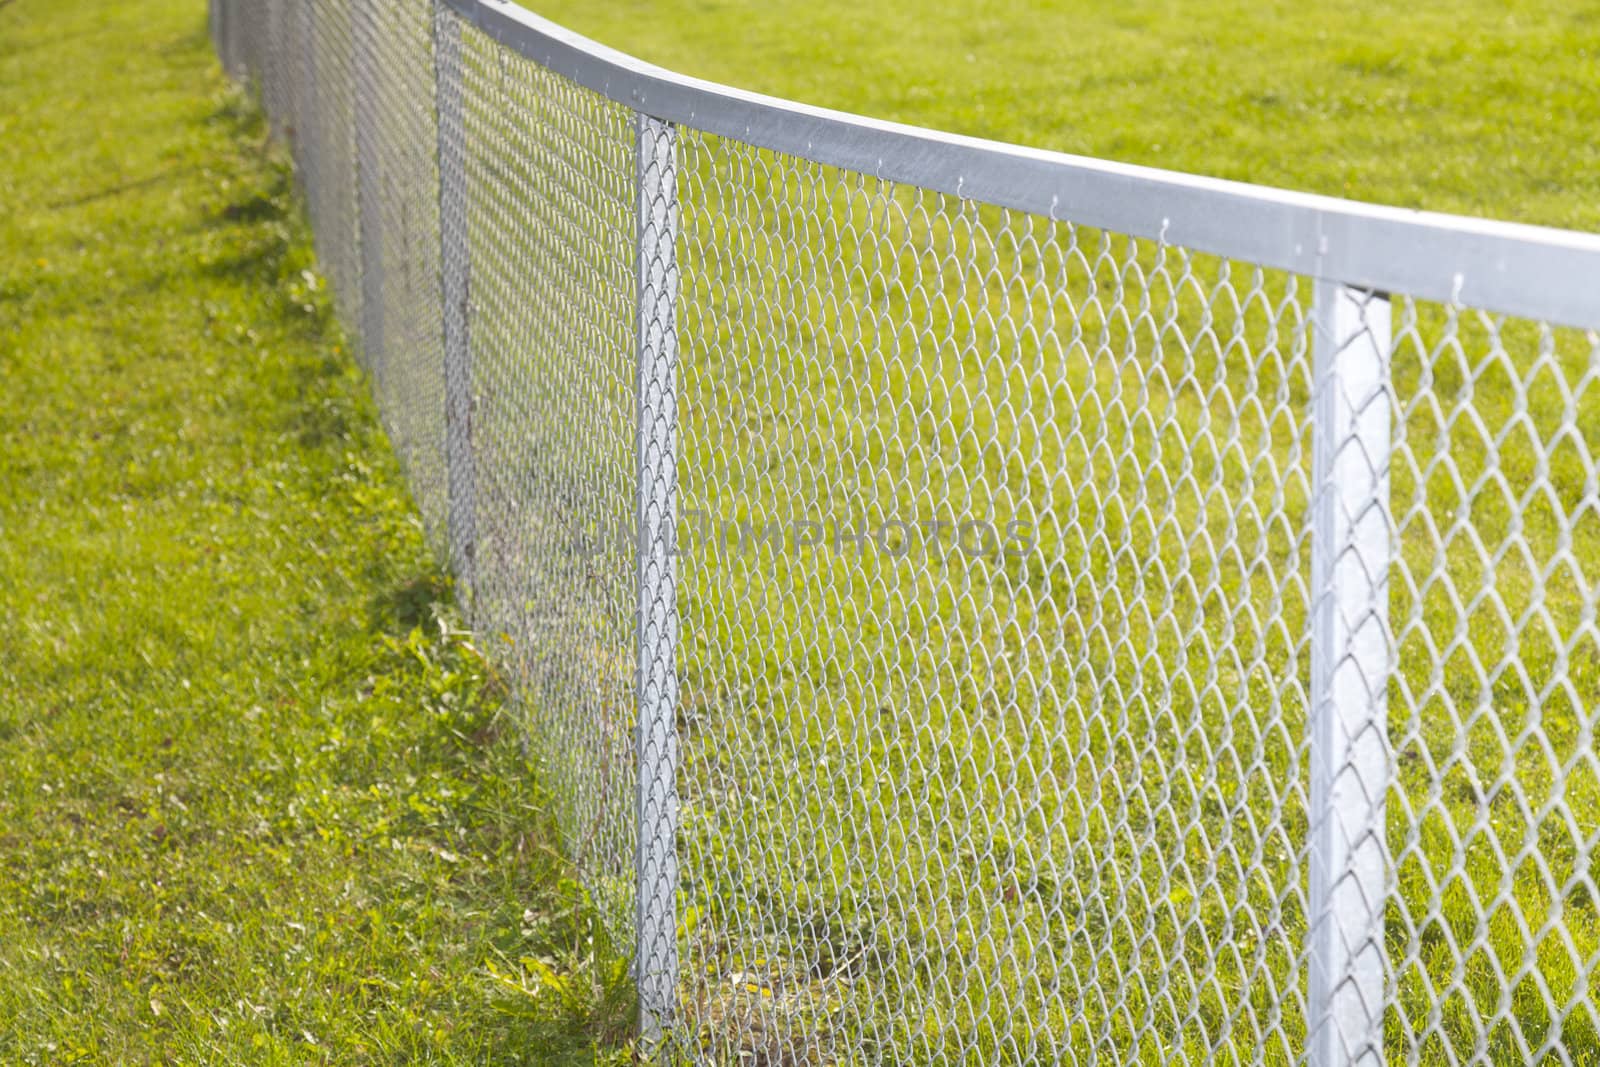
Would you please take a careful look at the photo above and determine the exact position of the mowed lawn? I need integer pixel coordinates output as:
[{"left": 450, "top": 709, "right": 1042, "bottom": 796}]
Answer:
[
  {"left": 0, "top": 0, "right": 630, "bottom": 1062},
  {"left": 538, "top": 0, "right": 1600, "bottom": 233}
]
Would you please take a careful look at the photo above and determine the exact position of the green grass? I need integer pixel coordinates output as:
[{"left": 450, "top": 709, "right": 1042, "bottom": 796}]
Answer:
[
  {"left": 0, "top": 0, "right": 633, "bottom": 1061},
  {"left": 534, "top": 0, "right": 1600, "bottom": 232}
]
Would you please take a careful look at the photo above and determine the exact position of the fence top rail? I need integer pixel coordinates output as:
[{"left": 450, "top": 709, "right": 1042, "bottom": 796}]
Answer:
[{"left": 444, "top": 0, "right": 1600, "bottom": 329}]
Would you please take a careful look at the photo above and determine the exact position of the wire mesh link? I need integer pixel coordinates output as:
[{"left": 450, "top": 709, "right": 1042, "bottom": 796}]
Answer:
[
  {"left": 671, "top": 140, "right": 1314, "bottom": 1063},
  {"left": 1386, "top": 306, "right": 1600, "bottom": 1062},
  {"left": 259, "top": 0, "right": 296, "bottom": 143},
  {"left": 356, "top": 0, "right": 448, "bottom": 545},
  {"left": 288, "top": 0, "right": 363, "bottom": 338},
  {"left": 456, "top": 18, "right": 642, "bottom": 946},
  {"left": 214, "top": 2, "right": 1600, "bottom": 1061},
  {"left": 435, "top": 7, "right": 478, "bottom": 593}
]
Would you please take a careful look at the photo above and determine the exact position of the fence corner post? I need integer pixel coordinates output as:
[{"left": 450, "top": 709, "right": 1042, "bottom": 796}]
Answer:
[
  {"left": 1308, "top": 279, "right": 1393, "bottom": 1067},
  {"left": 633, "top": 109, "right": 681, "bottom": 1053},
  {"left": 432, "top": 2, "right": 477, "bottom": 605}
]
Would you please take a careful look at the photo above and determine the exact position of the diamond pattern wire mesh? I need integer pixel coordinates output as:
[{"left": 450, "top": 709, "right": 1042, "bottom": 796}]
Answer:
[
  {"left": 1386, "top": 305, "right": 1600, "bottom": 1062},
  {"left": 455, "top": 20, "right": 642, "bottom": 946},
  {"left": 219, "top": 2, "right": 1600, "bottom": 1062},
  {"left": 670, "top": 145, "right": 1314, "bottom": 1063},
  {"left": 307, "top": 1, "right": 364, "bottom": 336},
  {"left": 358, "top": 0, "right": 448, "bottom": 546}
]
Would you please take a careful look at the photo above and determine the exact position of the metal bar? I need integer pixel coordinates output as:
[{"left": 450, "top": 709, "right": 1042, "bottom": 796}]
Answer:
[
  {"left": 351, "top": 0, "right": 386, "bottom": 375},
  {"left": 238, "top": 0, "right": 251, "bottom": 82},
  {"left": 299, "top": 0, "right": 318, "bottom": 195},
  {"left": 441, "top": 0, "right": 1600, "bottom": 329},
  {"left": 266, "top": 0, "right": 283, "bottom": 138},
  {"left": 1308, "top": 281, "right": 1392, "bottom": 1067},
  {"left": 219, "top": 0, "right": 233, "bottom": 77},
  {"left": 289, "top": 0, "right": 302, "bottom": 135},
  {"left": 306, "top": 0, "right": 319, "bottom": 156},
  {"left": 633, "top": 109, "right": 681, "bottom": 1050},
  {"left": 433, "top": 2, "right": 478, "bottom": 603}
]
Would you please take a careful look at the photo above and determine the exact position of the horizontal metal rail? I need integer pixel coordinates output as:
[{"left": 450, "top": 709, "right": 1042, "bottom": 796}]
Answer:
[{"left": 441, "top": 0, "right": 1600, "bottom": 329}]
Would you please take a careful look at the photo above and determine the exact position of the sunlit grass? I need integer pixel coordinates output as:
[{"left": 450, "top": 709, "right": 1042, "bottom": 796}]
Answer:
[{"left": 0, "top": 0, "right": 631, "bottom": 1061}]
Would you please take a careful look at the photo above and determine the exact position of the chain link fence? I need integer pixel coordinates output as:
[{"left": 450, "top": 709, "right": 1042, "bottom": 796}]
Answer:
[{"left": 212, "top": 0, "right": 1600, "bottom": 1061}]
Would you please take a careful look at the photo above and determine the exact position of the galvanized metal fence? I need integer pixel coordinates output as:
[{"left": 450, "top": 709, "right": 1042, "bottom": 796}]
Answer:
[{"left": 212, "top": 0, "right": 1600, "bottom": 1061}]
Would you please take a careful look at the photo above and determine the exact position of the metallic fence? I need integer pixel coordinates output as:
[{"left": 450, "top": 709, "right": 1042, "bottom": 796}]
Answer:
[{"left": 211, "top": 0, "right": 1600, "bottom": 1061}]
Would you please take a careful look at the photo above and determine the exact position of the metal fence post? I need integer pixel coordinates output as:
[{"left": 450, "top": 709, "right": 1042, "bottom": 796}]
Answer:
[
  {"left": 1308, "top": 280, "right": 1393, "bottom": 1067},
  {"left": 633, "top": 110, "right": 681, "bottom": 1050},
  {"left": 292, "top": 0, "right": 313, "bottom": 168},
  {"left": 265, "top": 0, "right": 283, "bottom": 138},
  {"left": 351, "top": 0, "right": 386, "bottom": 377},
  {"left": 219, "top": 0, "right": 234, "bottom": 78},
  {"left": 298, "top": 0, "right": 318, "bottom": 196},
  {"left": 432, "top": 4, "right": 477, "bottom": 602}
]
